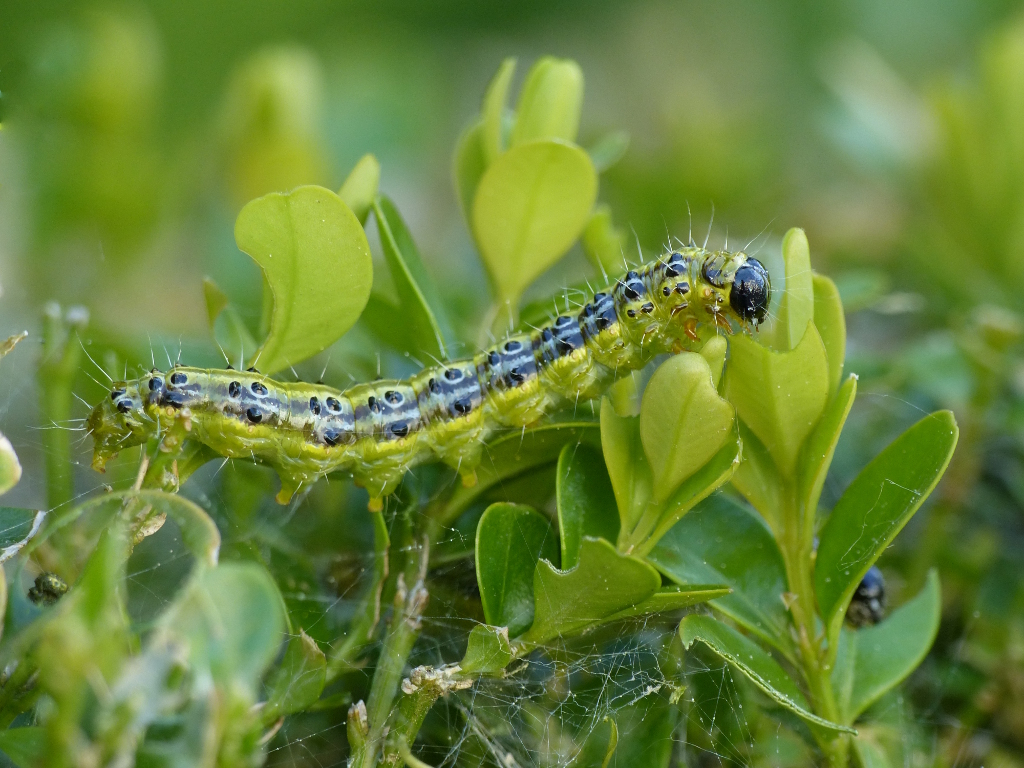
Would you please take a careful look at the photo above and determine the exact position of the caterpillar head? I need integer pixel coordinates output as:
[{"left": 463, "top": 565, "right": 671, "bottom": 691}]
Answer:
[
  {"left": 701, "top": 251, "right": 771, "bottom": 328},
  {"left": 87, "top": 381, "right": 149, "bottom": 471}
]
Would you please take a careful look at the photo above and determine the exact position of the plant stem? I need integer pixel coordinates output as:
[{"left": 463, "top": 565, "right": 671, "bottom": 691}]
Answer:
[
  {"left": 351, "top": 528, "right": 429, "bottom": 768},
  {"left": 778, "top": 481, "right": 848, "bottom": 768}
]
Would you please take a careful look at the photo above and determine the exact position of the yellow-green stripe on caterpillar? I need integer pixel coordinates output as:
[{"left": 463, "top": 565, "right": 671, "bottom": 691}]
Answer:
[{"left": 88, "top": 246, "right": 770, "bottom": 510}]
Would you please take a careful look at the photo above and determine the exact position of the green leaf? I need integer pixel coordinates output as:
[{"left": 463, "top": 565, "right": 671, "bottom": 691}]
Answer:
[
  {"left": 775, "top": 228, "right": 814, "bottom": 351},
  {"left": 726, "top": 323, "right": 830, "bottom": 478},
  {"left": 582, "top": 205, "right": 626, "bottom": 276},
  {"left": 0, "top": 508, "right": 45, "bottom": 563},
  {"left": 522, "top": 537, "right": 660, "bottom": 644},
  {"left": 460, "top": 624, "right": 513, "bottom": 675},
  {"left": 373, "top": 196, "right": 453, "bottom": 360},
  {"left": 649, "top": 494, "right": 794, "bottom": 659},
  {"left": 338, "top": 153, "right": 380, "bottom": 224},
  {"left": 853, "top": 736, "right": 891, "bottom": 768},
  {"left": 0, "top": 727, "right": 45, "bottom": 768},
  {"left": 833, "top": 571, "right": 941, "bottom": 723},
  {"left": 262, "top": 629, "right": 327, "bottom": 723},
  {"left": 679, "top": 615, "right": 855, "bottom": 734},
  {"left": 0, "top": 433, "right": 22, "bottom": 496},
  {"left": 510, "top": 57, "right": 584, "bottom": 147},
  {"left": 482, "top": 57, "right": 516, "bottom": 165},
  {"left": 815, "top": 411, "right": 958, "bottom": 643},
  {"left": 587, "top": 130, "right": 630, "bottom": 173},
  {"left": 640, "top": 353, "right": 735, "bottom": 504},
  {"left": 441, "top": 421, "right": 600, "bottom": 526},
  {"left": 472, "top": 140, "right": 598, "bottom": 304},
  {"left": 475, "top": 503, "right": 558, "bottom": 637},
  {"left": 799, "top": 375, "right": 857, "bottom": 525},
  {"left": 137, "top": 491, "right": 221, "bottom": 568},
  {"left": 158, "top": 562, "right": 286, "bottom": 685},
  {"left": 699, "top": 336, "right": 728, "bottom": 389},
  {"left": 453, "top": 120, "right": 487, "bottom": 226},
  {"left": 604, "top": 584, "right": 730, "bottom": 622},
  {"left": 556, "top": 443, "right": 620, "bottom": 570},
  {"left": 599, "top": 397, "right": 652, "bottom": 538},
  {"left": 813, "top": 273, "right": 846, "bottom": 397},
  {"left": 203, "top": 276, "right": 259, "bottom": 368},
  {"left": 730, "top": 421, "right": 784, "bottom": 529},
  {"left": 234, "top": 185, "right": 373, "bottom": 374}
]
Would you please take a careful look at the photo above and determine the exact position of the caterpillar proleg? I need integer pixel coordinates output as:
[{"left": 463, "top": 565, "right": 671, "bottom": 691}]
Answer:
[{"left": 88, "top": 245, "right": 770, "bottom": 510}]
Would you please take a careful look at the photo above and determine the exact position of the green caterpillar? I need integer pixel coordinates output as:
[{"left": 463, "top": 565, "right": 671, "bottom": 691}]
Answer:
[{"left": 88, "top": 245, "right": 770, "bottom": 509}]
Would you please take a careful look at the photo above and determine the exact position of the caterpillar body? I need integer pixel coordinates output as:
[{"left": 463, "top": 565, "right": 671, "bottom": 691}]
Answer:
[{"left": 88, "top": 246, "right": 771, "bottom": 509}]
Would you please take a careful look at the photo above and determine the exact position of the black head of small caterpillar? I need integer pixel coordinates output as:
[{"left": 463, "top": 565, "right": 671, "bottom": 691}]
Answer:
[
  {"left": 845, "top": 565, "right": 886, "bottom": 628},
  {"left": 729, "top": 257, "right": 771, "bottom": 326}
]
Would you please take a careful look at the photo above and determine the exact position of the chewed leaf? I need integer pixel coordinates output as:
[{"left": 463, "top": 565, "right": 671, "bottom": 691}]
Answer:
[
  {"left": 472, "top": 139, "right": 597, "bottom": 305},
  {"left": 679, "top": 614, "right": 855, "bottom": 734},
  {"left": 815, "top": 411, "right": 957, "bottom": 645},
  {"left": 460, "top": 624, "right": 512, "bottom": 675},
  {"left": 235, "top": 185, "right": 372, "bottom": 374},
  {"left": 475, "top": 503, "right": 558, "bottom": 638},
  {"left": 522, "top": 537, "right": 659, "bottom": 644}
]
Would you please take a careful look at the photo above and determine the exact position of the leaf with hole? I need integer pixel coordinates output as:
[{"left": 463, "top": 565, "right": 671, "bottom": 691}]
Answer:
[
  {"left": 262, "top": 630, "right": 326, "bottom": 723},
  {"left": 234, "top": 185, "right": 372, "bottom": 374}
]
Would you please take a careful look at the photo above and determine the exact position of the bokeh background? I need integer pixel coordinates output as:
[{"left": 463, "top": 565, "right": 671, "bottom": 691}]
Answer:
[{"left": 3, "top": 0, "right": 1024, "bottom": 763}]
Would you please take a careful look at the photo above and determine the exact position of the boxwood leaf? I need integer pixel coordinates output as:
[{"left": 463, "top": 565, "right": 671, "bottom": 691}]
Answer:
[
  {"left": 0, "top": 727, "right": 45, "bottom": 768},
  {"left": 604, "top": 584, "right": 730, "bottom": 622},
  {"left": 157, "top": 562, "right": 285, "bottom": 685},
  {"left": 679, "top": 614, "right": 855, "bottom": 734},
  {"left": 522, "top": 537, "right": 659, "bottom": 644},
  {"left": 813, "top": 273, "right": 846, "bottom": 397},
  {"left": 699, "top": 336, "right": 728, "bottom": 389},
  {"left": 338, "top": 153, "right": 380, "bottom": 224},
  {"left": 373, "top": 196, "right": 453, "bottom": 360},
  {"left": 475, "top": 503, "right": 558, "bottom": 637},
  {"left": 775, "top": 228, "right": 814, "bottom": 351},
  {"left": 202, "top": 276, "right": 258, "bottom": 368},
  {"left": 262, "top": 629, "right": 326, "bottom": 723},
  {"left": 640, "top": 353, "right": 735, "bottom": 504},
  {"left": 730, "top": 421, "right": 784, "bottom": 530},
  {"left": 649, "top": 494, "right": 794, "bottom": 660},
  {"left": 833, "top": 570, "right": 941, "bottom": 723},
  {"left": 472, "top": 139, "right": 597, "bottom": 305},
  {"left": 483, "top": 57, "right": 516, "bottom": 164},
  {"left": 0, "top": 434, "right": 22, "bottom": 496},
  {"left": 137, "top": 491, "right": 221, "bottom": 568},
  {"left": 556, "top": 443, "right": 620, "bottom": 570},
  {"left": 815, "top": 411, "right": 958, "bottom": 644},
  {"left": 726, "top": 323, "right": 830, "bottom": 478},
  {"left": 235, "top": 185, "right": 373, "bottom": 374},
  {"left": 510, "top": 57, "right": 584, "bottom": 147},
  {"left": 460, "top": 624, "right": 513, "bottom": 675},
  {"left": 587, "top": 130, "right": 630, "bottom": 173},
  {"left": 454, "top": 120, "right": 487, "bottom": 225},
  {"left": 798, "top": 374, "right": 857, "bottom": 526},
  {"left": 600, "top": 397, "right": 652, "bottom": 537}
]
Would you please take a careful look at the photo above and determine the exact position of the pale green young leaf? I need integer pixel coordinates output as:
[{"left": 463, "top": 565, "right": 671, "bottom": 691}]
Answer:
[
  {"left": 730, "top": 421, "right": 784, "bottom": 530},
  {"left": 338, "top": 153, "right": 380, "bottom": 224},
  {"left": 475, "top": 503, "right": 558, "bottom": 638},
  {"left": 587, "top": 130, "right": 630, "bottom": 173},
  {"left": 472, "top": 140, "right": 597, "bottom": 305},
  {"left": 0, "top": 434, "right": 22, "bottom": 496},
  {"left": 235, "top": 185, "right": 372, "bottom": 374},
  {"left": 482, "top": 57, "right": 516, "bottom": 165},
  {"left": 640, "top": 353, "right": 735, "bottom": 504},
  {"left": 599, "top": 397, "right": 652, "bottom": 539},
  {"left": 775, "top": 228, "right": 814, "bottom": 351},
  {"left": 726, "top": 323, "right": 830, "bottom": 478},
  {"left": 799, "top": 375, "right": 857, "bottom": 526},
  {"left": 453, "top": 120, "right": 487, "bottom": 226},
  {"left": 679, "top": 615, "right": 855, "bottom": 734},
  {"left": 815, "top": 412, "right": 958, "bottom": 645},
  {"left": 510, "top": 57, "right": 584, "bottom": 147},
  {"left": 813, "top": 273, "right": 846, "bottom": 396},
  {"left": 699, "top": 336, "right": 728, "bottom": 389}
]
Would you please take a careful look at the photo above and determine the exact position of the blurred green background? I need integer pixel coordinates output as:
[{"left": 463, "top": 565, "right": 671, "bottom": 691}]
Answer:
[{"left": 4, "top": 0, "right": 1024, "bottom": 763}]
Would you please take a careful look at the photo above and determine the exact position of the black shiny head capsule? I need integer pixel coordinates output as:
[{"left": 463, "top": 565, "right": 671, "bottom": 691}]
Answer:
[
  {"left": 729, "top": 257, "right": 771, "bottom": 325},
  {"left": 845, "top": 565, "right": 886, "bottom": 628}
]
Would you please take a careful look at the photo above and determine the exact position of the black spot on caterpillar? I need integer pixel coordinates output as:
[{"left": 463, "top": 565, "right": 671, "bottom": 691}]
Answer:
[{"left": 88, "top": 246, "right": 770, "bottom": 510}]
